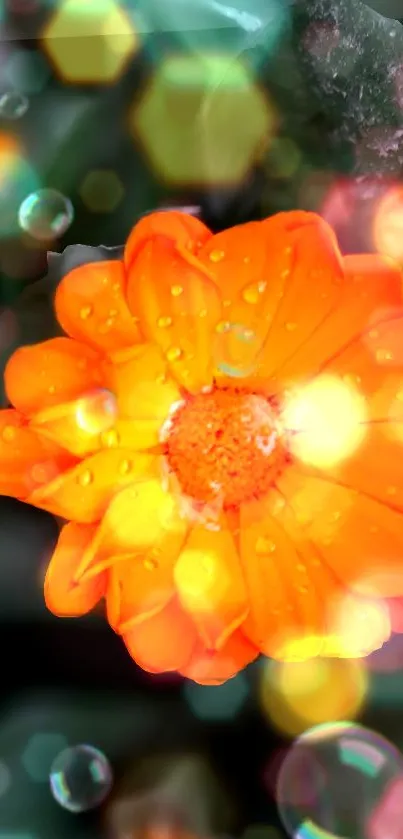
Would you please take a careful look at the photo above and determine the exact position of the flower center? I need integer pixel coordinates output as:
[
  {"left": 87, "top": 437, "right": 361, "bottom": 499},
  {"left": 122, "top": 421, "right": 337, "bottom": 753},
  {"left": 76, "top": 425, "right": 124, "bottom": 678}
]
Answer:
[{"left": 164, "top": 386, "right": 288, "bottom": 509}]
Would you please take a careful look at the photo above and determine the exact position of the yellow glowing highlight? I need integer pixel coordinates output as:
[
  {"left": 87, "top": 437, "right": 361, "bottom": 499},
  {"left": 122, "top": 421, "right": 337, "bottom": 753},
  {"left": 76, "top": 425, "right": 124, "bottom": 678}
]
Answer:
[
  {"left": 41, "top": 0, "right": 139, "bottom": 84},
  {"left": 282, "top": 374, "right": 367, "bottom": 468},
  {"left": 259, "top": 656, "right": 368, "bottom": 737},
  {"left": 131, "top": 53, "right": 276, "bottom": 186}
]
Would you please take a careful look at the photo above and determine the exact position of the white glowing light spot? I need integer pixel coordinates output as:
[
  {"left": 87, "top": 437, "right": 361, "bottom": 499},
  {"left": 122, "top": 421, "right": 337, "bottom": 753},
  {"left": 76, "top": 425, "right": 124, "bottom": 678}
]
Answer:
[{"left": 282, "top": 374, "right": 367, "bottom": 468}]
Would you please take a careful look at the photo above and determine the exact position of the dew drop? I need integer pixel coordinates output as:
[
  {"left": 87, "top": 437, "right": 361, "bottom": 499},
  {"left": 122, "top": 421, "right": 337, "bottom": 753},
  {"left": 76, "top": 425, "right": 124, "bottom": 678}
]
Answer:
[
  {"left": 143, "top": 557, "right": 158, "bottom": 571},
  {"left": 242, "top": 284, "right": 261, "bottom": 304},
  {"left": 101, "top": 428, "right": 119, "bottom": 447},
  {"left": 48, "top": 384, "right": 56, "bottom": 394},
  {"left": 376, "top": 348, "right": 394, "bottom": 362},
  {"left": 1, "top": 425, "right": 16, "bottom": 442},
  {"left": 166, "top": 346, "right": 182, "bottom": 362},
  {"left": 119, "top": 459, "right": 132, "bottom": 475},
  {"left": 171, "top": 285, "right": 183, "bottom": 297},
  {"left": 80, "top": 305, "right": 93, "bottom": 320},
  {"left": 296, "top": 563, "right": 306, "bottom": 573},
  {"left": 209, "top": 249, "right": 225, "bottom": 263},
  {"left": 77, "top": 470, "right": 93, "bottom": 487},
  {"left": 255, "top": 536, "right": 276, "bottom": 554},
  {"left": 18, "top": 188, "right": 73, "bottom": 241},
  {"left": 285, "top": 321, "right": 297, "bottom": 331},
  {"left": 387, "top": 485, "right": 397, "bottom": 496},
  {"left": 157, "top": 316, "right": 173, "bottom": 328}
]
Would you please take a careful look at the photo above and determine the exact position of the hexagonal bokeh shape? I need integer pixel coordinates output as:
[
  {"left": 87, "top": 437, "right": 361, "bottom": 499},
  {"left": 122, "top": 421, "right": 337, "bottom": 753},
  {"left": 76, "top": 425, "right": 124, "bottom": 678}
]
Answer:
[
  {"left": 41, "top": 0, "right": 139, "bottom": 85},
  {"left": 80, "top": 169, "right": 124, "bottom": 213},
  {"left": 131, "top": 54, "right": 276, "bottom": 187},
  {"left": 184, "top": 672, "right": 249, "bottom": 721},
  {"left": 21, "top": 732, "right": 68, "bottom": 782}
]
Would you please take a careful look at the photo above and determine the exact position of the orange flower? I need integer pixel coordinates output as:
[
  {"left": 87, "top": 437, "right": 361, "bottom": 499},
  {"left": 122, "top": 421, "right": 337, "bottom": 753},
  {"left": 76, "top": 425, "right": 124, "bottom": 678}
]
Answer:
[{"left": 2, "top": 210, "right": 403, "bottom": 683}]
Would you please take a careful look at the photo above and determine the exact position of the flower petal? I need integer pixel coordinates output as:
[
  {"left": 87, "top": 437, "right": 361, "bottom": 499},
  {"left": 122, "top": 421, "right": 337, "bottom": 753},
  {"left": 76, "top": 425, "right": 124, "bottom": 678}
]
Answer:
[
  {"left": 174, "top": 520, "right": 248, "bottom": 650},
  {"left": 5, "top": 337, "right": 104, "bottom": 415},
  {"left": 0, "top": 409, "right": 78, "bottom": 499},
  {"left": 277, "top": 465, "right": 403, "bottom": 599},
  {"left": 74, "top": 479, "right": 189, "bottom": 628},
  {"left": 179, "top": 630, "right": 258, "bottom": 685},
  {"left": 44, "top": 522, "right": 106, "bottom": 616},
  {"left": 124, "top": 210, "right": 212, "bottom": 273},
  {"left": 126, "top": 237, "right": 222, "bottom": 393},
  {"left": 240, "top": 491, "right": 335, "bottom": 658},
  {"left": 106, "top": 342, "right": 180, "bottom": 428},
  {"left": 27, "top": 449, "right": 158, "bottom": 523},
  {"left": 197, "top": 211, "right": 343, "bottom": 386},
  {"left": 273, "top": 254, "right": 403, "bottom": 391},
  {"left": 55, "top": 260, "right": 141, "bottom": 354},
  {"left": 122, "top": 597, "right": 197, "bottom": 673}
]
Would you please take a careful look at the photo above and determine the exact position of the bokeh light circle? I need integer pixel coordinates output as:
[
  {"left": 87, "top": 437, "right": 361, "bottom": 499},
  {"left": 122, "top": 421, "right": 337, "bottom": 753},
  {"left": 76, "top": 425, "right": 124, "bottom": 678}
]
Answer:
[
  {"left": 276, "top": 722, "right": 403, "bottom": 839},
  {"left": 75, "top": 388, "right": 118, "bottom": 435},
  {"left": 0, "top": 90, "right": 28, "bottom": 119},
  {"left": 50, "top": 744, "right": 113, "bottom": 813},
  {"left": 18, "top": 188, "right": 74, "bottom": 240}
]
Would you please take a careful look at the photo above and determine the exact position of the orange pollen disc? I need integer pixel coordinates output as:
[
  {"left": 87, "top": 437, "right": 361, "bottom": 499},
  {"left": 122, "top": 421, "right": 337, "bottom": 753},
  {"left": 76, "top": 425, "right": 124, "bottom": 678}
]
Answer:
[{"left": 164, "top": 386, "right": 289, "bottom": 509}]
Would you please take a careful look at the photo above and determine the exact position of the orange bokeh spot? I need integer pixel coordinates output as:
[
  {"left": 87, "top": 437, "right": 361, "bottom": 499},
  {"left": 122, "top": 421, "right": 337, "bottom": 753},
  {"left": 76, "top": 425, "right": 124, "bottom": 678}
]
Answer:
[{"left": 164, "top": 386, "right": 288, "bottom": 509}]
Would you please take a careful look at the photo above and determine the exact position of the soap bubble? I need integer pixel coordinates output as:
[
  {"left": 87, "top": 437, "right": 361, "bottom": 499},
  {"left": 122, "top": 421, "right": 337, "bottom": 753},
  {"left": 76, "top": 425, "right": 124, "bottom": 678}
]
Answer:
[
  {"left": 0, "top": 91, "right": 28, "bottom": 119},
  {"left": 18, "top": 188, "right": 74, "bottom": 240},
  {"left": 276, "top": 721, "right": 403, "bottom": 839},
  {"left": 214, "top": 321, "right": 261, "bottom": 378},
  {"left": 50, "top": 744, "right": 113, "bottom": 813}
]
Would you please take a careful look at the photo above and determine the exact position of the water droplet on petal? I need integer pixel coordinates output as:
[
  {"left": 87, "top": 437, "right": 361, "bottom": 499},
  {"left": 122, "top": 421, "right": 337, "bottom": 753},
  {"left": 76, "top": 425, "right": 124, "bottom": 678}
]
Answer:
[
  {"left": 77, "top": 469, "right": 93, "bottom": 487},
  {"left": 285, "top": 321, "right": 297, "bottom": 331},
  {"left": 171, "top": 285, "right": 183, "bottom": 297},
  {"left": 143, "top": 557, "right": 159, "bottom": 571},
  {"left": 119, "top": 459, "right": 132, "bottom": 475},
  {"left": 166, "top": 346, "right": 183, "bottom": 362},
  {"left": 157, "top": 316, "right": 173, "bottom": 328},
  {"left": 101, "top": 428, "right": 119, "bottom": 447},
  {"left": 387, "top": 485, "right": 397, "bottom": 496},
  {"left": 242, "top": 284, "right": 261, "bottom": 304},
  {"left": 376, "top": 348, "right": 394, "bottom": 362},
  {"left": 18, "top": 188, "right": 74, "bottom": 241},
  {"left": 209, "top": 249, "right": 225, "bottom": 263},
  {"left": 80, "top": 305, "right": 93, "bottom": 320},
  {"left": 255, "top": 536, "right": 276, "bottom": 554},
  {"left": 1, "top": 425, "right": 16, "bottom": 442}
]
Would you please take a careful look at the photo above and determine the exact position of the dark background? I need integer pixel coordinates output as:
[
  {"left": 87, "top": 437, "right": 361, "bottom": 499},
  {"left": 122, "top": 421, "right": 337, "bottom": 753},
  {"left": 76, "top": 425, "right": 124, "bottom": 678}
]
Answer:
[{"left": 2, "top": 2, "right": 403, "bottom": 839}]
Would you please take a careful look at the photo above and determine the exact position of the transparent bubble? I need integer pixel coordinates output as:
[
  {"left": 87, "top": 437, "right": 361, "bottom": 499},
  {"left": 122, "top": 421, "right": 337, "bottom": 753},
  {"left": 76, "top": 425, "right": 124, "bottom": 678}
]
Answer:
[
  {"left": 50, "top": 744, "right": 113, "bottom": 813},
  {"left": 0, "top": 90, "right": 29, "bottom": 119},
  {"left": 276, "top": 722, "right": 403, "bottom": 839},
  {"left": 18, "top": 188, "right": 74, "bottom": 240},
  {"left": 213, "top": 321, "right": 261, "bottom": 378}
]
